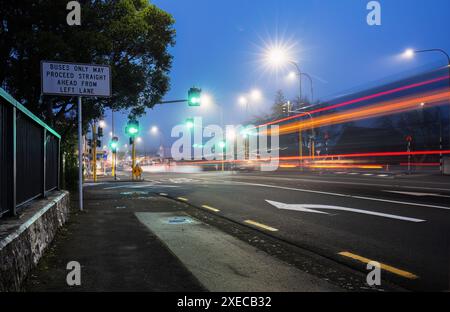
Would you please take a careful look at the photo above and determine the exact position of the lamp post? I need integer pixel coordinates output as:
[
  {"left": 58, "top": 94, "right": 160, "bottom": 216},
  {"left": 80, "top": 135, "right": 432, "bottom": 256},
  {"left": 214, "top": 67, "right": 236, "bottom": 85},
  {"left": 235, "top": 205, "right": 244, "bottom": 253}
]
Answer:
[{"left": 403, "top": 48, "right": 450, "bottom": 174}]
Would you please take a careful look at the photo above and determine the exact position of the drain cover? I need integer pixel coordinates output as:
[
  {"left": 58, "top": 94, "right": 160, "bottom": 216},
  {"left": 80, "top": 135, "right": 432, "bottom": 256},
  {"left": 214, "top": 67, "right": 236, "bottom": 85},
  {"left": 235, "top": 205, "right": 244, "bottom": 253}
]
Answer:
[
  {"left": 166, "top": 217, "right": 194, "bottom": 225},
  {"left": 120, "top": 191, "right": 148, "bottom": 196}
]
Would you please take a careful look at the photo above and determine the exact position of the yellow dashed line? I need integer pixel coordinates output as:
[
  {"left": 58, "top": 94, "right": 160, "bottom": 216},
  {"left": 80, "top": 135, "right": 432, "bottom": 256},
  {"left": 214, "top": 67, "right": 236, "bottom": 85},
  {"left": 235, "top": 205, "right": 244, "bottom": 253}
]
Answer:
[
  {"left": 338, "top": 251, "right": 419, "bottom": 280},
  {"left": 244, "top": 220, "right": 278, "bottom": 232},
  {"left": 201, "top": 205, "right": 220, "bottom": 212},
  {"left": 177, "top": 197, "right": 189, "bottom": 202}
]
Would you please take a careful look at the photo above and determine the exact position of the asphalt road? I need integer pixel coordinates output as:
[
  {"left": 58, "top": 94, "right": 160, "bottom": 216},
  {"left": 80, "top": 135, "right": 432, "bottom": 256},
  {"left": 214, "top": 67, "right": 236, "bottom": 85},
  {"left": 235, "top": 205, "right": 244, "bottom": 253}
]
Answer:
[{"left": 109, "top": 169, "right": 450, "bottom": 291}]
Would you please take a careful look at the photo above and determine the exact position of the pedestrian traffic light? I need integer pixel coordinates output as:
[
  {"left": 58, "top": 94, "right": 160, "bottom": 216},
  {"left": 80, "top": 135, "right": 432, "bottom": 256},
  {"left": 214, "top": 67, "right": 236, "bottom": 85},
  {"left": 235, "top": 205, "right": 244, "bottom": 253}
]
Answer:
[
  {"left": 188, "top": 87, "right": 202, "bottom": 106},
  {"left": 185, "top": 118, "right": 194, "bottom": 129},
  {"left": 98, "top": 127, "right": 103, "bottom": 137},
  {"left": 126, "top": 120, "right": 140, "bottom": 137},
  {"left": 129, "top": 137, "right": 135, "bottom": 145},
  {"left": 97, "top": 140, "right": 102, "bottom": 148},
  {"left": 110, "top": 136, "right": 119, "bottom": 153}
]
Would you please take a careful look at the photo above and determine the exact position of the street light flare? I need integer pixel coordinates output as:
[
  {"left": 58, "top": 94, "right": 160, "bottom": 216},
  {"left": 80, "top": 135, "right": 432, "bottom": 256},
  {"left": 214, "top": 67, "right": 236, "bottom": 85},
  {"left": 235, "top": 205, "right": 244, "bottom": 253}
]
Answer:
[
  {"left": 403, "top": 49, "right": 415, "bottom": 59},
  {"left": 250, "top": 89, "right": 262, "bottom": 101}
]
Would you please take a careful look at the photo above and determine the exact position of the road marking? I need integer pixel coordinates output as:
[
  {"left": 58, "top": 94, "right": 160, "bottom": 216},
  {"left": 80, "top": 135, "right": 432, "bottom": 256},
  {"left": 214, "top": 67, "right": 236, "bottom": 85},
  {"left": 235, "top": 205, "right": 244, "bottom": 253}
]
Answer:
[
  {"left": 177, "top": 197, "right": 189, "bottom": 202},
  {"left": 338, "top": 251, "right": 419, "bottom": 280},
  {"left": 377, "top": 174, "right": 389, "bottom": 177},
  {"left": 363, "top": 174, "right": 374, "bottom": 176},
  {"left": 266, "top": 200, "right": 425, "bottom": 223},
  {"left": 204, "top": 176, "right": 450, "bottom": 192},
  {"left": 104, "top": 184, "right": 179, "bottom": 190},
  {"left": 201, "top": 205, "right": 220, "bottom": 212},
  {"left": 159, "top": 193, "right": 168, "bottom": 196},
  {"left": 244, "top": 220, "right": 278, "bottom": 232},
  {"left": 229, "top": 181, "right": 450, "bottom": 211},
  {"left": 383, "top": 190, "right": 450, "bottom": 198}
]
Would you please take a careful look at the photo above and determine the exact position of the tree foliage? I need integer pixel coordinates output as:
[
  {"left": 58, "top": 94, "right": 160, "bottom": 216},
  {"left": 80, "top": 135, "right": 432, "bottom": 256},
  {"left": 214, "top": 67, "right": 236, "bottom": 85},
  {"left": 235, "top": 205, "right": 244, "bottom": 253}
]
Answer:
[{"left": 0, "top": 0, "right": 176, "bottom": 135}]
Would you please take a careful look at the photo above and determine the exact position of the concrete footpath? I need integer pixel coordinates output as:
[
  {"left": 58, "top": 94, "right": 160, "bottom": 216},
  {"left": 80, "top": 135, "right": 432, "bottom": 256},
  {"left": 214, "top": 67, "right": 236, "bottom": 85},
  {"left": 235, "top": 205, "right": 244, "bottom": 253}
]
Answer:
[{"left": 23, "top": 180, "right": 341, "bottom": 292}]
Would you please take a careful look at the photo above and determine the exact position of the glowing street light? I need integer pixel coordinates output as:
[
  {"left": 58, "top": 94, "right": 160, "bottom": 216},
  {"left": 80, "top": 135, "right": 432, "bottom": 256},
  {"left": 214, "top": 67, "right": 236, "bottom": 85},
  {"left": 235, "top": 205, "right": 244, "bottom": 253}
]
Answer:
[
  {"left": 403, "top": 49, "right": 415, "bottom": 59},
  {"left": 288, "top": 71, "right": 297, "bottom": 80},
  {"left": 136, "top": 137, "right": 142, "bottom": 143},
  {"left": 239, "top": 96, "right": 248, "bottom": 106},
  {"left": 250, "top": 89, "right": 262, "bottom": 101},
  {"left": 266, "top": 47, "right": 291, "bottom": 68},
  {"left": 99, "top": 120, "right": 106, "bottom": 128},
  {"left": 150, "top": 126, "right": 159, "bottom": 134}
]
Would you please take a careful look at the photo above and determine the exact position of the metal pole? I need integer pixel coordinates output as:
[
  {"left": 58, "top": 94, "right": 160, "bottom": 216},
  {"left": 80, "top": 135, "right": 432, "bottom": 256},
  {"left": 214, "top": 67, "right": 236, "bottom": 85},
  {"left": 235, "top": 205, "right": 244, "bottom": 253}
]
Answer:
[
  {"left": 92, "top": 123, "right": 97, "bottom": 182},
  {"left": 12, "top": 107, "right": 17, "bottom": 216},
  {"left": 42, "top": 128, "right": 47, "bottom": 198},
  {"left": 112, "top": 109, "right": 117, "bottom": 180},
  {"left": 132, "top": 139, "right": 136, "bottom": 180},
  {"left": 78, "top": 96, "right": 83, "bottom": 211}
]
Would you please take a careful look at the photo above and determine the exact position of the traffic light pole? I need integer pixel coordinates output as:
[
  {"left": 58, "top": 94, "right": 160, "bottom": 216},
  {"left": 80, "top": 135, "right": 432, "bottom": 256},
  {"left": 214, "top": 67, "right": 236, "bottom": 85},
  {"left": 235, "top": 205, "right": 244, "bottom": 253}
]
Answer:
[
  {"left": 132, "top": 139, "right": 136, "bottom": 180},
  {"left": 92, "top": 123, "right": 97, "bottom": 182},
  {"left": 78, "top": 96, "right": 83, "bottom": 211}
]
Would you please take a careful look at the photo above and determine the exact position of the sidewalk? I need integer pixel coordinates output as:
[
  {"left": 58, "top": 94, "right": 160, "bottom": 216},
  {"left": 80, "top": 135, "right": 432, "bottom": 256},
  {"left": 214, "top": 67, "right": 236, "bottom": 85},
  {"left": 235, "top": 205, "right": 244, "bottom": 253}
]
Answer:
[
  {"left": 23, "top": 181, "right": 342, "bottom": 292},
  {"left": 23, "top": 185, "right": 205, "bottom": 292}
]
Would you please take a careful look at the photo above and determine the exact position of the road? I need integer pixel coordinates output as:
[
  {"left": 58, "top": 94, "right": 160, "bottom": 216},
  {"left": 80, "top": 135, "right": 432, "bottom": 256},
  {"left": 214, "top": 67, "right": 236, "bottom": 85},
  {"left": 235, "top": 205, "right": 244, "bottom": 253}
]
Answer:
[{"left": 106, "top": 169, "right": 450, "bottom": 291}]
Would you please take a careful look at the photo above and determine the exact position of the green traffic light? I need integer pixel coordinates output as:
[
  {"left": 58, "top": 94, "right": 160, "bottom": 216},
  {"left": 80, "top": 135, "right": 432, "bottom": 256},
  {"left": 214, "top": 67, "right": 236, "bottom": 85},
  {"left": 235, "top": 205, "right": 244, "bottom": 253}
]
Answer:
[
  {"left": 128, "top": 127, "right": 139, "bottom": 135},
  {"left": 185, "top": 118, "right": 194, "bottom": 129},
  {"left": 126, "top": 121, "right": 140, "bottom": 137},
  {"left": 188, "top": 87, "right": 202, "bottom": 107}
]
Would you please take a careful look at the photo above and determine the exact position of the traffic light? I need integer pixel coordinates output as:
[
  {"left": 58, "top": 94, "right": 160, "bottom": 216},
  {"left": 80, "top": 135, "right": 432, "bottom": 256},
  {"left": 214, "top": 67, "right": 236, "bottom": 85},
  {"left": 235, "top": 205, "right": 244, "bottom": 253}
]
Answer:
[
  {"left": 129, "top": 137, "right": 135, "bottom": 145},
  {"left": 98, "top": 127, "right": 103, "bottom": 137},
  {"left": 188, "top": 87, "right": 202, "bottom": 106},
  {"left": 126, "top": 120, "right": 140, "bottom": 137},
  {"left": 110, "top": 136, "right": 119, "bottom": 153},
  {"left": 97, "top": 140, "right": 102, "bottom": 148},
  {"left": 185, "top": 118, "right": 194, "bottom": 129}
]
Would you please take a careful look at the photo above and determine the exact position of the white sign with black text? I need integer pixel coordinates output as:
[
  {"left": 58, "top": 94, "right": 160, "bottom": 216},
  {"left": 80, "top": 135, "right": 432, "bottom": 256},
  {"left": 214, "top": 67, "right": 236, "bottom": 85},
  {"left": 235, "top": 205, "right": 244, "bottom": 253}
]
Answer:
[{"left": 41, "top": 61, "right": 111, "bottom": 97}]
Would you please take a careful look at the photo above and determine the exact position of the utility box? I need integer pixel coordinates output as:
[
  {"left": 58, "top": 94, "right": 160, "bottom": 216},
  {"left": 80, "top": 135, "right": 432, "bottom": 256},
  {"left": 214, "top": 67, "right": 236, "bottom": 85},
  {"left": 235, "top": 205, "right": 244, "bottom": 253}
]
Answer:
[{"left": 444, "top": 157, "right": 450, "bottom": 175}]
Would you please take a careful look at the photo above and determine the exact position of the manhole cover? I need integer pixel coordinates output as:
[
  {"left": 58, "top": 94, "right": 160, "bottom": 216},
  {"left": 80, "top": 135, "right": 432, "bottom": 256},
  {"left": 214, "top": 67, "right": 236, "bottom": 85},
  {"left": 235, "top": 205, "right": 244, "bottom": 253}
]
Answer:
[
  {"left": 166, "top": 217, "right": 194, "bottom": 225},
  {"left": 120, "top": 191, "right": 149, "bottom": 196}
]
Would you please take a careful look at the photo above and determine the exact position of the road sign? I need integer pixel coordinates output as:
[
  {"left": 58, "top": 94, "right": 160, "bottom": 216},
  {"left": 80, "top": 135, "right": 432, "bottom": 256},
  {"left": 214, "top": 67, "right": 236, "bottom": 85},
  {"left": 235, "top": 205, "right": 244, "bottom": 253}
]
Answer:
[
  {"left": 40, "top": 60, "right": 112, "bottom": 212},
  {"left": 41, "top": 61, "right": 111, "bottom": 97}
]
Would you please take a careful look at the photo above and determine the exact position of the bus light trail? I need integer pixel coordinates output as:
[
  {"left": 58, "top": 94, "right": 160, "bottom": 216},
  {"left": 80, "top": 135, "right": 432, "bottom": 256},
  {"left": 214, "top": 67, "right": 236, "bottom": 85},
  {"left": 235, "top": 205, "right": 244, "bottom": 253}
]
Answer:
[
  {"left": 261, "top": 89, "right": 450, "bottom": 136},
  {"left": 257, "top": 76, "right": 449, "bottom": 128}
]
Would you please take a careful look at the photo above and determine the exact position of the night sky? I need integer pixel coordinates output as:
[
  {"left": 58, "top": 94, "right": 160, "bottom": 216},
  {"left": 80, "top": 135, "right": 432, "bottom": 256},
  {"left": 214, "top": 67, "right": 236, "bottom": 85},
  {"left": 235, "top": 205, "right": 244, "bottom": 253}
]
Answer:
[{"left": 102, "top": 0, "right": 450, "bottom": 153}]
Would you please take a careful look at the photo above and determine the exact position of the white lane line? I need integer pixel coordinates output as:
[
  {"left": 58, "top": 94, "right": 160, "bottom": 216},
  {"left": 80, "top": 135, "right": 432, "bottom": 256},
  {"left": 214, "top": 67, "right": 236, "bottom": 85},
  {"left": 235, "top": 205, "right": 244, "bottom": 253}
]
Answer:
[
  {"left": 104, "top": 184, "right": 179, "bottom": 190},
  {"left": 266, "top": 200, "right": 425, "bottom": 223},
  {"left": 228, "top": 181, "right": 450, "bottom": 211},
  {"left": 383, "top": 190, "right": 450, "bottom": 198},
  {"left": 210, "top": 176, "right": 450, "bottom": 192}
]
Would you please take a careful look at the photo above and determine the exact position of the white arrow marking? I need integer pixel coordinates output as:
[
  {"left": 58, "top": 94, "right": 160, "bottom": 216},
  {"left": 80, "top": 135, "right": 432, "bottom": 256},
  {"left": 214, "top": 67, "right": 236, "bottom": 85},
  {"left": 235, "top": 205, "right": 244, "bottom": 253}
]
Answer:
[
  {"left": 383, "top": 190, "right": 450, "bottom": 198},
  {"left": 266, "top": 200, "right": 426, "bottom": 223}
]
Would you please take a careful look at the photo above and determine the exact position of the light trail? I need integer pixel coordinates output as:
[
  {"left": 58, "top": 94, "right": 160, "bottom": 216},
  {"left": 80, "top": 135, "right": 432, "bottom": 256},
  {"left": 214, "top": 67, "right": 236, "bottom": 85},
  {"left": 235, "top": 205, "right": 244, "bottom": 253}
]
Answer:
[
  {"left": 263, "top": 89, "right": 450, "bottom": 136},
  {"left": 257, "top": 76, "right": 449, "bottom": 128}
]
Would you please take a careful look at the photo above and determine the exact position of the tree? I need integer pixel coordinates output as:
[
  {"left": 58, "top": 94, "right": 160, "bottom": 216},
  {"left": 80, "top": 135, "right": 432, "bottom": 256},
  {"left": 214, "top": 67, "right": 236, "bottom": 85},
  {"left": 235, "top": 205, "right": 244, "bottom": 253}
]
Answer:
[
  {"left": 271, "top": 90, "right": 288, "bottom": 117},
  {"left": 1, "top": 0, "right": 175, "bottom": 188},
  {"left": 0, "top": 0, "right": 176, "bottom": 131}
]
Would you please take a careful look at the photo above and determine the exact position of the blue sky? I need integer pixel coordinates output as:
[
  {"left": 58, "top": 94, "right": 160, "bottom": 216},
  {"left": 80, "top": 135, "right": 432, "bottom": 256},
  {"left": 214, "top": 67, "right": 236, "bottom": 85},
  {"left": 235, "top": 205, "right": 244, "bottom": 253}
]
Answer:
[{"left": 106, "top": 0, "right": 450, "bottom": 152}]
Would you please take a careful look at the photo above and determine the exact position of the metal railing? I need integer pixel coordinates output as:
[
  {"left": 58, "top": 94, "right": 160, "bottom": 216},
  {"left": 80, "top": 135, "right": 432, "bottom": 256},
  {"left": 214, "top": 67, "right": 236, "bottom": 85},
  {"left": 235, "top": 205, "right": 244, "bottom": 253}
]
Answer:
[{"left": 0, "top": 88, "right": 61, "bottom": 218}]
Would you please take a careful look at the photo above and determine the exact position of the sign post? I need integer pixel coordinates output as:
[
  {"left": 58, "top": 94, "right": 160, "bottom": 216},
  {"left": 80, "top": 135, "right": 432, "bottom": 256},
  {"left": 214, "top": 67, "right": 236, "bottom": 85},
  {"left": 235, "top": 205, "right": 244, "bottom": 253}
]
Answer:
[{"left": 41, "top": 61, "right": 111, "bottom": 211}]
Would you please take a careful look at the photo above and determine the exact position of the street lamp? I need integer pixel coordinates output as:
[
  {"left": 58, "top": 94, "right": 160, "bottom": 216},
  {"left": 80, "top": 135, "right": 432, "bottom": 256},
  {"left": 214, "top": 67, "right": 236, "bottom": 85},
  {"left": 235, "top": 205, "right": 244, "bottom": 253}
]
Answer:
[
  {"left": 150, "top": 126, "right": 159, "bottom": 135},
  {"left": 402, "top": 48, "right": 450, "bottom": 174}
]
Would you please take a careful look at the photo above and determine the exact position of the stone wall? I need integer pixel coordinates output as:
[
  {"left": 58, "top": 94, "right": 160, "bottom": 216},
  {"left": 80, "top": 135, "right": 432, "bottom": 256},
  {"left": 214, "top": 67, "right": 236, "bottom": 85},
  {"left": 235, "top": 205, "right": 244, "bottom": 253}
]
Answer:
[{"left": 0, "top": 191, "right": 70, "bottom": 291}]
